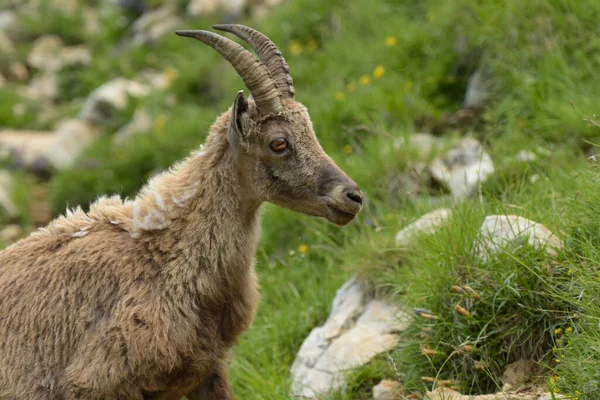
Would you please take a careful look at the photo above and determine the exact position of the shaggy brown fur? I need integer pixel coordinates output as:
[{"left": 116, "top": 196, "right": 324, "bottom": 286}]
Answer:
[{"left": 0, "top": 29, "right": 362, "bottom": 400}]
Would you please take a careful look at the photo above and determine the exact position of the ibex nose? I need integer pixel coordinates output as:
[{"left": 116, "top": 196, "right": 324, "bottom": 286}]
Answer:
[{"left": 346, "top": 190, "right": 363, "bottom": 205}]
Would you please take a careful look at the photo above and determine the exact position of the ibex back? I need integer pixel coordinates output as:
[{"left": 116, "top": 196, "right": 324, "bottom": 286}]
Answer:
[{"left": 0, "top": 25, "right": 362, "bottom": 399}]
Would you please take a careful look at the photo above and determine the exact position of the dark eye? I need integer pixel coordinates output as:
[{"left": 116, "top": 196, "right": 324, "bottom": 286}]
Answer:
[{"left": 269, "top": 138, "right": 288, "bottom": 153}]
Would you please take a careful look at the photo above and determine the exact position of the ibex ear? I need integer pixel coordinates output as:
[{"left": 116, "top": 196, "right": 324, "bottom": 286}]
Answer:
[{"left": 228, "top": 90, "right": 249, "bottom": 148}]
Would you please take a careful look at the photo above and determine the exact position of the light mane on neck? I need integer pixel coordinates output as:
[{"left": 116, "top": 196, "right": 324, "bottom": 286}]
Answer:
[{"left": 33, "top": 109, "right": 236, "bottom": 241}]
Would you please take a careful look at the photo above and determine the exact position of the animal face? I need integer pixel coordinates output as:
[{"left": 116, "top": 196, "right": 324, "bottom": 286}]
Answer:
[
  {"left": 231, "top": 96, "right": 362, "bottom": 226},
  {"left": 177, "top": 25, "right": 362, "bottom": 225}
]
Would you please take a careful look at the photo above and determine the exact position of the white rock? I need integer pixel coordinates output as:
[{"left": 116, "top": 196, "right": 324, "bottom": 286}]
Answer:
[
  {"left": 0, "top": 10, "right": 18, "bottom": 35},
  {"left": 137, "top": 69, "right": 177, "bottom": 91},
  {"left": 502, "top": 360, "right": 538, "bottom": 390},
  {"left": 59, "top": 45, "right": 92, "bottom": 68},
  {"left": 27, "top": 35, "right": 65, "bottom": 72},
  {"left": 27, "top": 35, "right": 91, "bottom": 72},
  {"left": 0, "top": 129, "right": 55, "bottom": 170},
  {"left": 8, "top": 62, "right": 28, "bottom": 81},
  {"left": 464, "top": 67, "right": 489, "bottom": 109},
  {"left": 395, "top": 208, "right": 452, "bottom": 246},
  {"left": 426, "top": 388, "right": 465, "bottom": 400},
  {"left": 113, "top": 108, "right": 153, "bottom": 145},
  {"left": 429, "top": 138, "right": 495, "bottom": 199},
  {"left": 0, "top": 171, "right": 17, "bottom": 217},
  {"left": 391, "top": 133, "right": 439, "bottom": 158},
  {"left": 20, "top": 72, "right": 59, "bottom": 101},
  {"left": 187, "top": 0, "right": 247, "bottom": 17},
  {"left": 322, "top": 277, "right": 367, "bottom": 340},
  {"left": 516, "top": 149, "right": 537, "bottom": 162},
  {"left": 82, "top": 6, "right": 102, "bottom": 36},
  {"left": 47, "top": 119, "right": 98, "bottom": 170},
  {"left": 426, "top": 387, "right": 561, "bottom": 400},
  {"left": 131, "top": 6, "right": 181, "bottom": 46},
  {"left": 473, "top": 215, "right": 563, "bottom": 260},
  {"left": 0, "top": 120, "right": 98, "bottom": 172},
  {"left": 373, "top": 379, "right": 402, "bottom": 400},
  {"left": 0, "top": 224, "right": 22, "bottom": 243},
  {"left": 79, "top": 78, "right": 150, "bottom": 124},
  {"left": 0, "top": 31, "right": 15, "bottom": 55},
  {"left": 290, "top": 277, "right": 410, "bottom": 398}
]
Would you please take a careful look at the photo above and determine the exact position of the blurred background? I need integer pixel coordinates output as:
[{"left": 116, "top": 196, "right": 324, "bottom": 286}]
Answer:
[{"left": 1, "top": 0, "right": 600, "bottom": 399}]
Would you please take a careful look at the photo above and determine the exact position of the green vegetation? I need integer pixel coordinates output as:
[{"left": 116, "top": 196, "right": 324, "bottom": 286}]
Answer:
[{"left": 2, "top": 0, "right": 600, "bottom": 398}]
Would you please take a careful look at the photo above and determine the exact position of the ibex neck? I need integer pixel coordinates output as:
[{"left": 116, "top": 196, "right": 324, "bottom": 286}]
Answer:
[{"left": 130, "top": 116, "right": 262, "bottom": 289}]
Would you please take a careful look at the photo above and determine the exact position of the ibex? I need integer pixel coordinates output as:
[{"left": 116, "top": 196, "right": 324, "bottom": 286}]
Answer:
[{"left": 0, "top": 25, "right": 362, "bottom": 399}]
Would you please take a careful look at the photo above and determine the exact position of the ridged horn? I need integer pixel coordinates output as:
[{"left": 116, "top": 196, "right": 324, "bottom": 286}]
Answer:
[
  {"left": 213, "top": 24, "right": 295, "bottom": 99},
  {"left": 175, "top": 30, "right": 283, "bottom": 114}
]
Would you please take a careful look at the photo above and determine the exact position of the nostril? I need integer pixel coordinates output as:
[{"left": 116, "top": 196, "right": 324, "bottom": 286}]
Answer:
[{"left": 346, "top": 191, "right": 363, "bottom": 205}]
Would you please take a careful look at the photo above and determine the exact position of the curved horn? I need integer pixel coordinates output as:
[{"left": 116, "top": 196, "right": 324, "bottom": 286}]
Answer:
[
  {"left": 175, "top": 30, "right": 283, "bottom": 114},
  {"left": 213, "top": 24, "right": 295, "bottom": 99}
]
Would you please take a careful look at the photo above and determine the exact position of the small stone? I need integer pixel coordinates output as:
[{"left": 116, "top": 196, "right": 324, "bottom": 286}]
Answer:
[
  {"left": 429, "top": 138, "right": 494, "bottom": 199},
  {"left": 0, "top": 129, "right": 55, "bottom": 172},
  {"left": 27, "top": 35, "right": 65, "bottom": 72},
  {"left": 0, "top": 224, "right": 23, "bottom": 243},
  {"left": 502, "top": 360, "right": 538, "bottom": 390},
  {"left": 395, "top": 208, "right": 452, "bottom": 246},
  {"left": 79, "top": 78, "right": 150, "bottom": 124},
  {"left": 187, "top": 0, "right": 247, "bottom": 17},
  {"left": 463, "top": 67, "right": 490, "bottom": 110},
  {"left": 9, "top": 62, "right": 28, "bottom": 81},
  {"left": 20, "top": 72, "right": 59, "bottom": 101},
  {"left": 0, "top": 31, "right": 15, "bottom": 55},
  {"left": 113, "top": 108, "right": 153, "bottom": 145},
  {"left": 59, "top": 45, "right": 92, "bottom": 68},
  {"left": 27, "top": 35, "right": 91, "bottom": 72},
  {"left": 47, "top": 119, "right": 99, "bottom": 170},
  {"left": 473, "top": 215, "right": 563, "bottom": 260},
  {"left": 392, "top": 133, "right": 440, "bottom": 158},
  {"left": 82, "top": 7, "right": 102, "bottom": 36},
  {"left": 425, "top": 388, "right": 465, "bottom": 400},
  {"left": 0, "top": 171, "right": 17, "bottom": 217},
  {"left": 131, "top": 6, "right": 182, "bottom": 46},
  {"left": 0, "top": 10, "right": 18, "bottom": 36},
  {"left": 373, "top": 379, "right": 403, "bottom": 400},
  {"left": 516, "top": 149, "right": 537, "bottom": 162}
]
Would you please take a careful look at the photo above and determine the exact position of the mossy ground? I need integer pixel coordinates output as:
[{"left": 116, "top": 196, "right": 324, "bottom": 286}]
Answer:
[{"left": 2, "top": 0, "right": 600, "bottom": 398}]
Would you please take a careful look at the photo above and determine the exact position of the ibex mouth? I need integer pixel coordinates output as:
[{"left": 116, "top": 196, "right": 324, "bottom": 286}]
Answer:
[{"left": 326, "top": 205, "right": 358, "bottom": 226}]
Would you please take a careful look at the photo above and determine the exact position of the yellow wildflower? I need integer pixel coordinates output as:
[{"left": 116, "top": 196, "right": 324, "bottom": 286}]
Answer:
[
  {"left": 359, "top": 75, "right": 371, "bottom": 85},
  {"left": 554, "top": 327, "right": 563, "bottom": 335},
  {"left": 565, "top": 327, "right": 573, "bottom": 334},
  {"left": 555, "top": 358, "right": 561, "bottom": 363},
  {"left": 298, "top": 244, "right": 308, "bottom": 254},
  {"left": 343, "top": 144, "right": 353, "bottom": 154},
  {"left": 385, "top": 36, "right": 397, "bottom": 47},
  {"left": 346, "top": 81, "right": 356, "bottom": 92},
  {"left": 373, "top": 65, "right": 385, "bottom": 80},
  {"left": 163, "top": 67, "right": 179, "bottom": 87},
  {"left": 335, "top": 92, "right": 345, "bottom": 102},
  {"left": 288, "top": 40, "right": 302, "bottom": 56},
  {"left": 153, "top": 114, "right": 168, "bottom": 134},
  {"left": 306, "top": 38, "right": 318, "bottom": 52}
]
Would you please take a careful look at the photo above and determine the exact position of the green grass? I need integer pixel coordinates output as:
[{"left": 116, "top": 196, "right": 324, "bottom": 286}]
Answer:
[{"left": 2, "top": 0, "right": 600, "bottom": 398}]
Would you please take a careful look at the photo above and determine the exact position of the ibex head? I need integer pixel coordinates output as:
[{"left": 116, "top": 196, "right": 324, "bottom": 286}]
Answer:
[{"left": 176, "top": 25, "right": 362, "bottom": 225}]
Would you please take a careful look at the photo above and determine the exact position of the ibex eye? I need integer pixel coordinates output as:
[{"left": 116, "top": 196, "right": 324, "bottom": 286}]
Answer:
[{"left": 269, "top": 138, "right": 288, "bottom": 153}]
